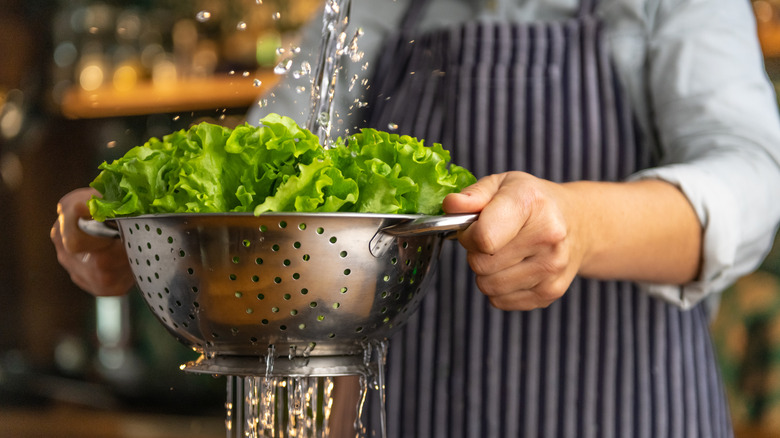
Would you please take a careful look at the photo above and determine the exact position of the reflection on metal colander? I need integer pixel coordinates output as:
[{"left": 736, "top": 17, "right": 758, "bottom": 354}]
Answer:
[{"left": 96, "top": 212, "right": 475, "bottom": 376}]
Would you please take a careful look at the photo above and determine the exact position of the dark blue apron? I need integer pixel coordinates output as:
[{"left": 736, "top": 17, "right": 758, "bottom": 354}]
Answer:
[{"left": 363, "top": 0, "right": 734, "bottom": 437}]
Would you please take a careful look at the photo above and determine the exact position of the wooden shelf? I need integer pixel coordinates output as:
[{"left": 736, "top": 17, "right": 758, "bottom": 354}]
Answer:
[{"left": 60, "top": 70, "right": 280, "bottom": 119}]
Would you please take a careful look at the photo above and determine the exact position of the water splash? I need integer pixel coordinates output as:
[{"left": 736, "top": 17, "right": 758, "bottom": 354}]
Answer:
[
  {"left": 273, "top": 59, "right": 293, "bottom": 75},
  {"left": 195, "top": 11, "right": 211, "bottom": 22}
]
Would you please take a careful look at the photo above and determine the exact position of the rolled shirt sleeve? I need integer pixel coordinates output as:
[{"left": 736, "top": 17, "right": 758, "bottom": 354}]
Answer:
[{"left": 627, "top": 0, "right": 780, "bottom": 308}]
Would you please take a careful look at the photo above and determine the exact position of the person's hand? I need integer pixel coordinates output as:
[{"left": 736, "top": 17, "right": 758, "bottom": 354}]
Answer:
[
  {"left": 50, "top": 187, "right": 135, "bottom": 296},
  {"left": 442, "top": 172, "right": 583, "bottom": 311}
]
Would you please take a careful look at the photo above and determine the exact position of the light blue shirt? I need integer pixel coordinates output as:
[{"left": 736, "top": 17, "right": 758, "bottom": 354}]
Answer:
[{"left": 250, "top": 0, "right": 780, "bottom": 310}]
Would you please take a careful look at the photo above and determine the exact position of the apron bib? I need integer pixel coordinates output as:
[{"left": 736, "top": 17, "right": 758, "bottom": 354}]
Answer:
[{"left": 363, "top": 1, "right": 733, "bottom": 436}]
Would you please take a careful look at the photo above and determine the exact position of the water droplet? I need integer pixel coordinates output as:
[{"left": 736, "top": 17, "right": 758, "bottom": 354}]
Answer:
[
  {"left": 388, "top": 123, "right": 399, "bottom": 131},
  {"left": 255, "top": 0, "right": 263, "bottom": 4},
  {"left": 271, "top": 12, "right": 281, "bottom": 21},
  {"left": 300, "top": 61, "right": 312, "bottom": 76},
  {"left": 253, "top": 79, "right": 262, "bottom": 87},
  {"left": 236, "top": 21, "right": 247, "bottom": 31},
  {"left": 257, "top": 98, "right": 268, "bottom": 108},
  {"left": 295, "top": 86, "right": 307, "bottom": 94},
  {"left": 276, "top": 47, "right": 286, "bottom": 56},
  {"left": 195, "top": 11, "right": 211, "bottom": 22},
  {"left": 242, "top": 71, "right": 250, "bottom": 77},
  {"left": 274, "top": 59, "right": 292, "bottom": 75},
  {"left": 317, "top": 112, "right": 330, "bottom": 126},
  {"left": 172, "top": 115, "right": 180, "bottom": 121},
  {"left": 228, "top": 70, "right": 236, "bottom": 76}
]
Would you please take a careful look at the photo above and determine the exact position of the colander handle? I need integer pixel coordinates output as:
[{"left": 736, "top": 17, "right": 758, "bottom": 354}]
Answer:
[
  {"left": 379, "top": 213, "right": 478, "bottom": 237},
  {"left": 78, "top": 218, "right": 120, "bottom": 238}
]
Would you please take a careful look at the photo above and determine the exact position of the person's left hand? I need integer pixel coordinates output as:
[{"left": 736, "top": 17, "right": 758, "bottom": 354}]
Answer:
[{"left": 442, "top": 171, "right": 584, "bottom": 311}]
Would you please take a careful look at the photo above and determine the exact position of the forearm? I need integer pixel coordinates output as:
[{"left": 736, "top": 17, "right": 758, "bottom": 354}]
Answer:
[{"left": 567, "top": 179, "right": 702, "bottom": 285}]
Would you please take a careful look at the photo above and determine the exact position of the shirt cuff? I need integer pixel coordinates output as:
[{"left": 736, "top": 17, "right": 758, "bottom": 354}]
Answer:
[{"left": 627, "top": 164, "right": 741, "bottom": 309}]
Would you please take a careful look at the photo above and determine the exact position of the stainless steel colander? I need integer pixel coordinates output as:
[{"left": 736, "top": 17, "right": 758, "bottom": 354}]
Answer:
[{"left": 80, "top": 213, "right": 475, "bottom": 376}]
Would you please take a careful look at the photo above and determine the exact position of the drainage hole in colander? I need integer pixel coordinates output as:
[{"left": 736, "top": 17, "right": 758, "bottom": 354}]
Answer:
[
  {"left": 242, "top": 239, "right": 251, "bottom": 247},
  {"left": 250, "top": 336, "right": 258, "bottom": 343},
  {"left": 261, "top": 319, "right": 269, "bottom": 325},
  {"left": 179, "top": 250, "right": 186, "bottom": 257},
  {"left": 355, "top": 327, "right": 363, "bottom": 333},
  {"left": 383, "top": 275, "right": 390, "bottom": 282},
  {"left": 298, "top": 223, "right": 307, "bottom": 230},
  {"left": 260, "top": 224, "right": 268, "bottom": 232},
  {"left": 232, "top": 256, "right": 240, "bottom": 264},
  {"left": 146, "top": 260, "right": 151, "bottom": 266},
  {"left": 182, "top": 321, "right": 189, "bottom": 328},
  {"left": 192, "top": 286, "right": 198, "bottom": 293},
  {"left": 137, "top": 245, "right": 143, "bottom": 253},
  {"left": 134, "top": 224, "right": 140, "bottom": 230},
  {"left": 246, "top": 308, "right": 254, "bottom": 314},
  {"left": 146, "top": 276, "right": 152, "bottom": 283},
  {"left": 317, "top": 315, "right": 325, "bottom": 321},
  {"left": 257, "top": 293, "right": 265, "bottom": 300},
  {"left": 156, "top": 228, "right": 162, "bottom": 235},
  {"left": 340, "top": 251, "right": 348, "bottom": 258},
  {"left": 402, "top": 242, "right": 408, "bottom": 249},
  {"left": 381, "top": 306, "right": 388, "bottom": 313},
  {"left": 155, "top": 255, "right": 160, "bottom": 261},
  {"left": 300, "top": 288, "right": 309, "bottom": 295},
  {"left": 390, "top": 257, "right": 397, "bottom": 265},
  {"left": 294, "top": 241, "right": 302, "bottom": 249},
  {"left": 290, "top": 309, "right": 298, "bottom": 315},
  {"left": 256, "top": 257, "right": 264, "bottom": 265},
  {"left": 329, "top": 236, "right": 337, "bottom": 244},
  {"left": 279, "top": 221, "right": 287, "bottom": 229},
  {"left": 316, "top": 227, "right": 324, "bottom": 235},
  {"left": 344, "top": 269, "right": 351, "bottom": 276},
  {"left": 157, "top": 292, "right": 163, "bottom": 299},
  {"left": 188, "top": 314, "right": 195, "bottom": 320},
  {"left": 283, "top": 293, "right": 291, "bottom": 300},
  {"left": 328, "top": 333, "right": 335, "bottom": 338},
  {"left": 164, "top": 287, "right": 170, "bottom": 294},
  {"left": 280, "top": 325, "right": 287, "bottom": 331},
  {"left": 333, "top": 303, "right": 340, "bottom": 309},
  {"left": 211, "top": 332, "right": 219, "bottom": 338},
  {"left": 271, "top": 307, "right": 279, "bottom": 313},
  {"left": 272, "top": 244, "right": 280, "bottom": 252},
  {"left": 383, "top": 317, "right": 390, "bottom": 324},
  {"left": 292, "top": 273, "right": 300, "bottom": 280},
  {"left": 309, "top": 302, "right": 317, "bottom": 308},
  {"left": 252, "top": 275, "right": 260, "bottom": 283},
  {"left": 298, "top": 324, "right": 306, "bottom": 330},
  {"left": 235, "top": 291, "right": 243, "bottom": 298},
  {"left": 302, "top": 254, "right": 310, "bottom": 261},
  {"left": 381, "top": 291, "right": 388, "bottom": 298},
  {"left": 405, "top": 259, "right": 411, "bottom": 266},
  {"left": 146, "top": 242, "right": 152, "bottom": 249},
  {"left": 187, "top": 267, "right": 194, "bottom": 275},
  {"left": 144, "top": 224, "right": 150, "bottom": 232},
  {"left": 193, "top": 301, "right": 200, "bottom": 308},
  {"left": 274, "top": 277, "right": 282, "bottom": 284},
  {"left": 229, "top": 274, "right": 237, "bottom": 281},
  {"left": 231, "top": 328, "right": 239, "bottom": 336},
  {"left": 154, "top": 273, "right": 159, "bottom": 280},
  {"left": 167, "top": 236, "right": 173, "bottom": 244},
  {"left": 283, "top": 259, "right": 291, "bottom": 266},
  {"left": 176, "top": 300, "right": 182, "bottom": 306},
  {"left": 128, "top": 228, "right": 134, "bottom": 235},
  {"left": 340, "top": 287, "right": 347, "bottom": 294},
  {"left": 134, "top": 258, "right": 140, "bottom": 266}
]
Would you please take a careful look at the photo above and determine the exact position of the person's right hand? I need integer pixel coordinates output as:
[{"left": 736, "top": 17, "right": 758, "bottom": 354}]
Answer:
[{"left": 50, "top": 187, "right": 135, "bottom": 296}]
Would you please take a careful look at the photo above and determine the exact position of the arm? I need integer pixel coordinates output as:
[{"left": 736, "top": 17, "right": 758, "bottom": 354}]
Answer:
[{"left": 443, "top": 173, "right": 701, "bottom": 311}]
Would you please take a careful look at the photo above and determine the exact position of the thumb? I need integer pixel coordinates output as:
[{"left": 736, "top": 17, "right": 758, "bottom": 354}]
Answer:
[{"left": 442, "top": 174, "right": 504, "bottom": 214}]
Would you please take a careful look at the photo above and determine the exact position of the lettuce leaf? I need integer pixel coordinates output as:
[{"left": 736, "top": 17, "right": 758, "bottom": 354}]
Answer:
[{"left": 88, "top": 114, "right": 476, "bottom": 221}]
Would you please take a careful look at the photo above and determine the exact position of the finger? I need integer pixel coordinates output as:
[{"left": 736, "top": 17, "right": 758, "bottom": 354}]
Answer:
[
  {"left": 458, "top": 191, "right": 529, "bottom": 255},
  {"left": 58, "top": 189, "right": 115, "bottom": 253}
]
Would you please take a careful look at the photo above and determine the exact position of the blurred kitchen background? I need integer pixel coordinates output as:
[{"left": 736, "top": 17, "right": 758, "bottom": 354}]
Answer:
[{"left": 1, "top": 0, "right": 780, "bottom": 437}]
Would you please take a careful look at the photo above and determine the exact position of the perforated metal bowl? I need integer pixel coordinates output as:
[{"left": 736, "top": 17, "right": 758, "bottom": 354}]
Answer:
[{"left": 81, "top": 213, "right": 475, "bottom": 376}]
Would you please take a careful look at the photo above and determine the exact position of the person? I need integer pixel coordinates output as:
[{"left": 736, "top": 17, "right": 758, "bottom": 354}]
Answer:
[{"left": 52, "top": 0, "right": 780, "bottom": 436}]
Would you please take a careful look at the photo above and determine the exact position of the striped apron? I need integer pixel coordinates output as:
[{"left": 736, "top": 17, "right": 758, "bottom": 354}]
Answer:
[{"left": 362, "top": 0, "right": 734, "bottom": 437}]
